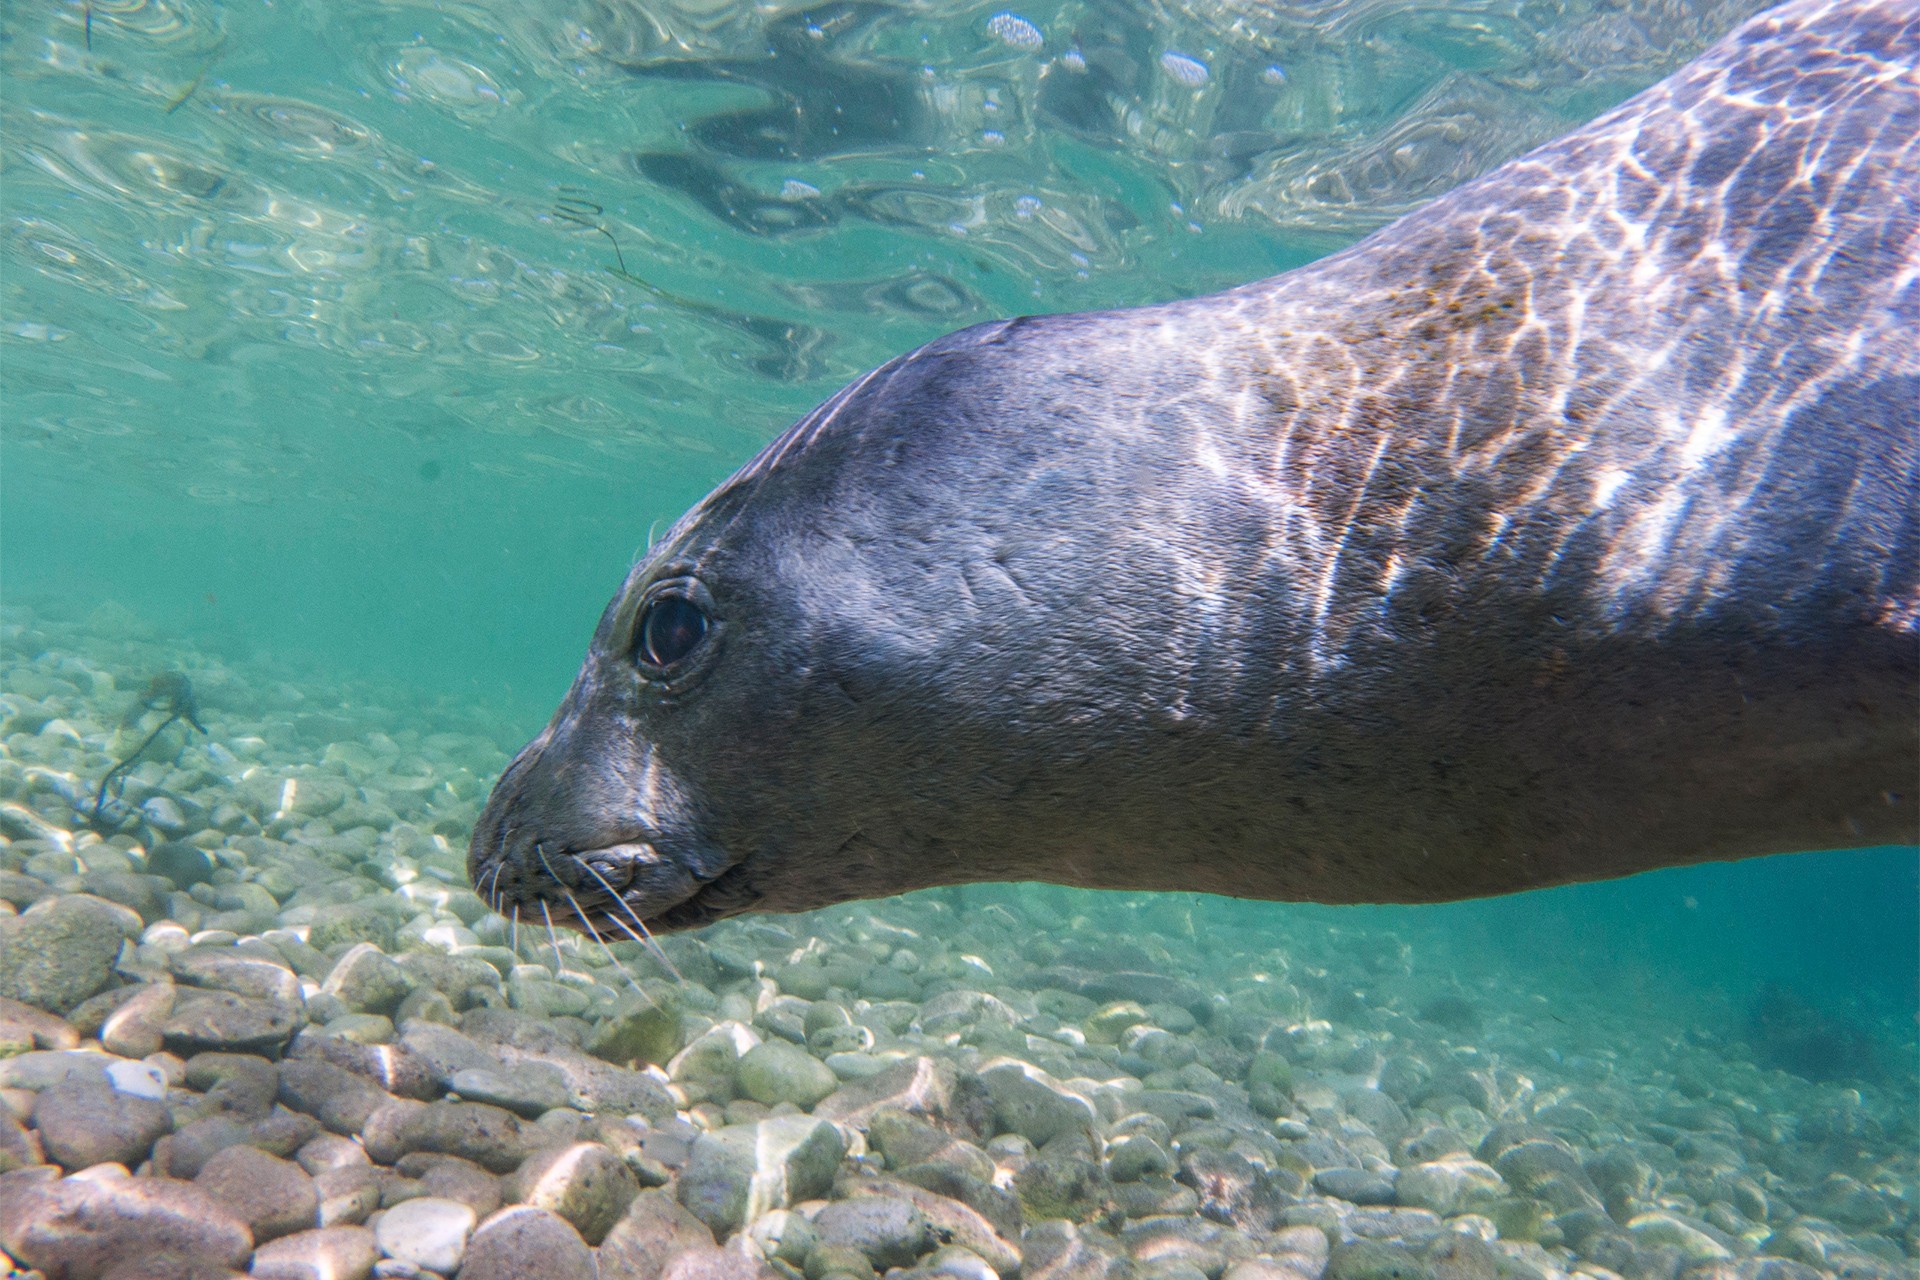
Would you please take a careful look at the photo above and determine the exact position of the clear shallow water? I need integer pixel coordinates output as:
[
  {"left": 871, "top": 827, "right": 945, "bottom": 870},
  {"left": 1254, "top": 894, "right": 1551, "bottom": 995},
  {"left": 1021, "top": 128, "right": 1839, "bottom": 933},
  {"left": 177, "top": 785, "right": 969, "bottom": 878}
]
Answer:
[
  {"left": 1, "top": 0, "right": 1778, "bottom": 706},
  {"left": 0, "top": 0, "right": 1915, "bottom": 1268}
]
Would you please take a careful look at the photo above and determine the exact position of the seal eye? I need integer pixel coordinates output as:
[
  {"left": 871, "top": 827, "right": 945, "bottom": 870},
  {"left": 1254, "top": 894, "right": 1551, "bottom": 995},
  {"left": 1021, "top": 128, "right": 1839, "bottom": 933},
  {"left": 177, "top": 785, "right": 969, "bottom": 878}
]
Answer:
[{"left": 637, "top": 593, "right": 709, "bottom": 670}]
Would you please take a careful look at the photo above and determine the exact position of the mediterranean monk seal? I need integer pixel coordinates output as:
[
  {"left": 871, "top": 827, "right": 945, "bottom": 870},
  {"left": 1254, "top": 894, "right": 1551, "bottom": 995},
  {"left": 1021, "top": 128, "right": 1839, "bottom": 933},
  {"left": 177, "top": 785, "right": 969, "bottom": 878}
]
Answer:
[{"left": 471, "top": 0, "right": 1918, "bottom": 936}]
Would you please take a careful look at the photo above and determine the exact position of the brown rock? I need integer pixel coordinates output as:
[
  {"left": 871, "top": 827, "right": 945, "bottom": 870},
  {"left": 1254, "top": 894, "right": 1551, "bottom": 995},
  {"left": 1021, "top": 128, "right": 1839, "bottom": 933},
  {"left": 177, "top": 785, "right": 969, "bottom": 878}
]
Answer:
[
  {"left": 0, "top": 1168, "right": 253, "bottom": 1278},
  {"left": 458, "top": 1205, "right": 595, "bottom": 1280},
  {"left": 662, "top": 1245, "right": 782, "bottom": 1280},
  {"left": 247, "top": 1225, "right": 378, "bottom": 1280},
  {"left": 815, "top": 1056, "right": 956, "bottom": 1127},
  {"left": 598, "top": 1189, "right": 716, "bottom": 1280},
  {"left": 99, "top": 984, "right": 177, "bottom": 1059},
  {"left": 32, "top": 1079, "right": 174, "bottom": 1171},
  {"left": 195, "top": 1144, "right": 318, "bottom": 1243},
  {"left": 0, "top": 994, "right": 81, "bottom": 1049}
]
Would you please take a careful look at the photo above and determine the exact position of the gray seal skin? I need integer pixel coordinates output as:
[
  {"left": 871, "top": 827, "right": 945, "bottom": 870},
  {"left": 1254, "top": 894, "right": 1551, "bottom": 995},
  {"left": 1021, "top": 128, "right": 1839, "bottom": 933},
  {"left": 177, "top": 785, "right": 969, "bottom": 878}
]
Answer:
[{"left": 471, "top": 0, "right": 1919, "bottom": 936}]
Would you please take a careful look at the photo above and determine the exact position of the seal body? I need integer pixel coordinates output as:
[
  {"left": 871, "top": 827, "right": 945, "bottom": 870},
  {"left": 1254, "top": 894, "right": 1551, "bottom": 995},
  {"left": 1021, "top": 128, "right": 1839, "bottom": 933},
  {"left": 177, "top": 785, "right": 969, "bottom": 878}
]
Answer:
[{"left": 472, "top": 0, "right": 1919, "bottom": 935}]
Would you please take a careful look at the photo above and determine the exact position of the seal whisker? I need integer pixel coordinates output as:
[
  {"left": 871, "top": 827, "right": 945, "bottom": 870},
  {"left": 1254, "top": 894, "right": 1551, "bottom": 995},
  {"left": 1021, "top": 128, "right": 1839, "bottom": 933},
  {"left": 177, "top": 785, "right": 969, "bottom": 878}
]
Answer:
[
  {"left": 577, "top": 856, "right": 684, "bottom": 982},
  {"left": 597, "top": 913, "right": 662, "bottom": 1007},
  {"left": 538, "top": 898, "right": 566, "bottom": 977},
  {"left": 509, "top": 904, "right": 521, "bottom": 959},
  {"left": 560, "top": 886, "right": 644, "bottom": 995}
]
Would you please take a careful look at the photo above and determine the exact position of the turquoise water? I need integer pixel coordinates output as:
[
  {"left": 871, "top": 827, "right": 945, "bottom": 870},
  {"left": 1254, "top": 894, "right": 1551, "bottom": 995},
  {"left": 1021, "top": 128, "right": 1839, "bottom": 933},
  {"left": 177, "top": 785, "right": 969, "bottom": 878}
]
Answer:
[{"left": 0, "top": 0, "right": 1915, "bottom": 1271}]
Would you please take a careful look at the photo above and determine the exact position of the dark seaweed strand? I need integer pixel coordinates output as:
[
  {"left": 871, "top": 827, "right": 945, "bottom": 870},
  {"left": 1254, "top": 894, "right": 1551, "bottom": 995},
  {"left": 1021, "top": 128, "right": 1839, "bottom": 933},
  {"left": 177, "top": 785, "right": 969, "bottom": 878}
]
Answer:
[{"left": 89, "top": 710, "right": 204, "bottom": 831}]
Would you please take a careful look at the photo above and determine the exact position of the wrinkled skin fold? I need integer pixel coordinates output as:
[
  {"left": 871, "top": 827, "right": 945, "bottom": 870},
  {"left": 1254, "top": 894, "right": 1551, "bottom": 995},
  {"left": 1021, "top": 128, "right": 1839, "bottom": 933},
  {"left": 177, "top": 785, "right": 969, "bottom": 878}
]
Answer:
[{"left": 471, "top": 0, "right": 1920, "bottom": 936}]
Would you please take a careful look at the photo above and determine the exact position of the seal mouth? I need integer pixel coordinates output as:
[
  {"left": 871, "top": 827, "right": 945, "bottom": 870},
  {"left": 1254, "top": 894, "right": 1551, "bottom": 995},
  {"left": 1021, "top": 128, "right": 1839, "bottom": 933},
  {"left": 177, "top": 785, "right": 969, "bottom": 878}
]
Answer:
[{"left": 475, "top": 836, "right": 752, "bottom": 940}]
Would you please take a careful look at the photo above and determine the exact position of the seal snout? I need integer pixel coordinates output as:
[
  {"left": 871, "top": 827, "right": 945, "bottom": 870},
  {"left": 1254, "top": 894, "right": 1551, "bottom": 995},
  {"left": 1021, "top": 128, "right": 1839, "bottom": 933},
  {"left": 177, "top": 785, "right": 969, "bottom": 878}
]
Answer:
[{"left": 469, "top": 721, "right": 746, "bottom": 937}]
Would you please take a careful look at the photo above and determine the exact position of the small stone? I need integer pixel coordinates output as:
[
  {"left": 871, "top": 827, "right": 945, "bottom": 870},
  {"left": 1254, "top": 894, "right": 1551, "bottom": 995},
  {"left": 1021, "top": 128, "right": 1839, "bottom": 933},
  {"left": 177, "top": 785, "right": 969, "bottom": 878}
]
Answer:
[
  {"left": 372, "top": 1194, "right": 476, "bottom": 1273},
  {"left": 163, "top": 988, "right": 303, "bottom": 1057},
  {"left": 656, "top": 1244, "right": 774, "bottom": 1279},
  {"left": 196, "top": 1143, "right": 319, "bottom": 1242},
  {"left": 0, "top": 1169, "right": 254, "bottom": 1278},
  {"left": 0, "top": 995, "right": 81, "bottom": 1049},
  {"left": 99, "top": 983, "right": 177, "bottom": 1058},
  {"left": 816, "top": 1055, "right": 956, "bottom": 1127},
  {"left": 1, "top": 1112, "right": 46, "bottom": 1173},
  {"left": 505, "top": 1140, "right": 638, "bottom": 1245},
  {"left": 1394, "top": 1157, "right": 1505, "bottom": 1216},
  {"left": 307, "top": 902, "right": 397, "bottom": 953},
  {"left": 31, "top": 1077, "right": 173, "bottom": 1170},
  {"left": 737, "top": 1039, "right": 838, "bottom": 1110},
  {"left": 394, "top": 1153, "right": 504, "bottom": 1218},
  {"left": 278, "top": 1058, "right": 395, "bottom": 1135},
  {"left": 362, "top": 1098, "right": 532, "bottom": 1174},
  {"left": 315, "top": 1164, "right": 383, "bottom": 1228},
  {"left": 598, "top": 1188, "right": 716, "bottom": 1279},
  {"left": 1326, "top": 1241, "right": 1433, "bottom": 1280},
  {"left": 320, "top": 944, "right": 413, "bottom": 1017},
  {"left": 248, "top": 1224, "right": 379, "bottom": 1280},
  {"left": 677, "top": 1115, "right": 848, "bottom": 1235},
  {"left": 449, "top": 1063, "right": 569, "bottom": 1117},
  {"left": 813, "top": 1196, "right": 936, "bottom": 1270},
  {"left": 0, "top": 893, "right": 141, "bottom": 1014},
  {"left": 1626, "top": 1212, "right": 1734, "bottom": 1262},
  {"left": 458, "top": 1204, "right": 595, "bottom": 1280},
  {"left": 1313, "top": 1167, "right": 1397, "bottom": 1205},
  {"left": 1107, "top": 1134, "right": 1173, "bottom": 1182},
  {"left": 977, "top": 1059, "right": 1098, "bottom": 1146},
  {"left": 184, "top": 1051, "right": 282, "bottom": 1119},
  {"left": 0, "top": 1048, "right": 109, "bottom": 1089}
]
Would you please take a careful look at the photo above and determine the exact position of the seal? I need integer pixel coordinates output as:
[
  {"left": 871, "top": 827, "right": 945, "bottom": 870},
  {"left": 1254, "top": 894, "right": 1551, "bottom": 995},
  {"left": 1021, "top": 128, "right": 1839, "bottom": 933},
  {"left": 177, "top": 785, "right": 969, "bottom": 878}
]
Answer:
[{"left": 471, "top": 0, "right": 1919, "bottom": 937}]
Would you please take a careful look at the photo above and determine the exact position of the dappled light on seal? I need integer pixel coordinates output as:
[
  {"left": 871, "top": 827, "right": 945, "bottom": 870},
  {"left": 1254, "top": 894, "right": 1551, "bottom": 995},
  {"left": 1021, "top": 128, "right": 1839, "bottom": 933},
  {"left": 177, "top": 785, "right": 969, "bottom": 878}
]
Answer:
[{"left": 471, "top": 0, "right": 1919, "bottom": 937}]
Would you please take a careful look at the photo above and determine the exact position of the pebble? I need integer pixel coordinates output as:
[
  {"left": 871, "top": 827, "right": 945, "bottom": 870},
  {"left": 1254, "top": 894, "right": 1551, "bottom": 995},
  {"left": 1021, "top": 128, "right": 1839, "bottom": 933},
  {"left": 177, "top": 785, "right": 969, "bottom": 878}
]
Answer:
[
  {"left": 678, "top": 1115, "right": 848, "bottom": 1234},
  {"left": 31, "top": 1077, "right": 173, "bottom": 1170},
  {"left": 977, "top": 1059, "right": 1098, "bottom": 1145},
  {"left": 195, "top": 1142, "right": 320, "bottom": 1242},
  {"left": 372, "top": 1194, "right": 476, "bottom": 1273},
  {"left": 505, "top": 1138, "right": 637, "bottom": 1244},
  {"left": 361, "top": 1098, "right": 531, "bottom": 1173},
  {"left": 1314, "top": 1166, "right": 1398, "bottom": 1205},
  {"left": 449, "top": 1062, "right": 569, "bottom": 1116},
  {"left": 280, "top": 1057, "right": 397, "bottom": 1134},
  {"left": 99, "top": 982, "right": 177, "bottom": 1057},
  {"left": 321, "top": 942, "right": 415, "bottom": 1016},
  {"left": 450, "top": 1204, "right": 594, "bottom": 1279},
  {"left": 249, "top": 1224, "right": 380, "bottom": 1280},
  {"left": 599, "top": 1188, "right": 718, "bottom": 1278},
  {"left": 813, "top": 1195, "right": 937, "bottom": 1269},
  {"left": 163, "top": 987, "right": 304, "bottom": 1057},
  {"left": 737, "top": 1038, "right": 839, "bottom": 1109},
  {"left": 0, "top": 893, "right": 141, "bottom": 1013},
  {"left": 0, "top": 1168, "right": 255, "bottom": 1278}
]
